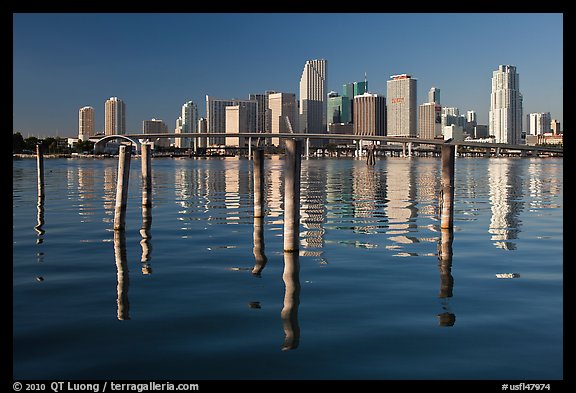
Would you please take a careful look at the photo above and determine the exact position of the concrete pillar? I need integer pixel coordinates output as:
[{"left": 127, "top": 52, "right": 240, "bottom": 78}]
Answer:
[
  {"left": 281, "top": 251, "right": 300, "bottom": 350},
  {"left": 251, "top": 217, "right": 268, "bottom": 276},
  {"left": 305, "top": 138, "right": 310, "bottom": 158},
  {"left": 253, "top": 149, "right": 265, "bottom": 218},
  {"left": 283, "top": 139, "right": 302, "bottom": 253},
  {"left": 114, "top": 230, "right": 130, "bottom": 320},
  {"left": 36, "top": 142, "right": 45, "bottom": 198},
  {"left": 141, "top": 143, "right": 152, "bottom": 208},
  {"left": 248, "top": 136, "right": 252, "bottom": 159},
  {"left": 408, "top": 142, "right": 412, "bottom": 157},
  {"left": 113, "top": 145, "right": 131, "bottom": 231},
  {"left": 440, "top": 144, "right": 455, "bottom": 230}
]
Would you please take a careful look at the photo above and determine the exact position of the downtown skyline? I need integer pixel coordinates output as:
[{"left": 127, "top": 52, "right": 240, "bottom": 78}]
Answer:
[{"left": 13, "top": 13, "right": 563, "bottom": 138}]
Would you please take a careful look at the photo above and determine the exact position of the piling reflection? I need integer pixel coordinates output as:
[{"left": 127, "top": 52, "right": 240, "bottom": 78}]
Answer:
[
  {"left": 437, "top": 227, "right": 455, "bottom": 327},
  {"left": 34, "top": 195, "right": 45, "bottom": 244},
  {"left": 140, "top": 205, "right": 153, "bottom": 275},
  {"left": 251, "top": 217, "right": 267, "bottom": 276},
  {"left": 281, "top": 252, "right": 301, "bottom": 351},
  {"left": 113, "top": 230, "right": 130, "bottom": 320}
]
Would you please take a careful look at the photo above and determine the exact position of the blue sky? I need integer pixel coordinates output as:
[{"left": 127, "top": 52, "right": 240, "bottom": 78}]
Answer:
[{"left": 13, "top": 13, "right": 563, "bottom": 138}]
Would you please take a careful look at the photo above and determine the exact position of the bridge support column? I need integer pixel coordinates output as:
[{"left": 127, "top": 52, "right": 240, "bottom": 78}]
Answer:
[
  {"left": 248, "top": 137, "right": 252, "bottom": 159},
  {"left": 408, "top": 142, "right": 412, "bottom": 157},
  {"left": 402, "top": 143, "right": 407, "bottom": 157},
  {"left": 440, "top": 144, "right": 455, "bottom": 230},
  {"left": 283, "top": 139, "right": 302, "bottom": 253},
  {"left": 305, "top": 138, "right": 310, "bottom": 158},
  {"left": 496, "top": 147, "right": 501, "bottom": 157},
  {"left": 114, "top": 145, "right": 131, "bottom": 231}
]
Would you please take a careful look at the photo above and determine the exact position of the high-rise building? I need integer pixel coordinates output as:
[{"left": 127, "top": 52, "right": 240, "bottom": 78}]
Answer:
[
  {"left": 143, "top": 118, "right": 169, "bottom": 147},
  {"left": 78, "top": 106, "right": 94, "bottom": 141},
  {"left": 249, "top": 93, "right": 267, "bottom": 133},
  {"left": 418, "top": 102, "right": 442, "bottom": 140},
  {"left": 353, "top": 93, "right": 386, "bottom": 137},
  {"left": 327, "top": 91, "right": 350, "bottom": 125},
  {"left": 299, "top": 59, "right": 327, "bottom": 140},
  {"left": 197, "top": 117, "right": 207, "bottom": 148},
  {"left": 466, "top": 110, "right": 477, "bottom": 123},
  {"left": 341, "top": 78, "right": 369, "bottom": 125},
  {"left": 105, "top": 97, "right": 126, "bottom": 135},
  {"left": 225, "top": 104, "right": 252, "bottom": 147},
  {"left": 528, "top": 112, "right": 551, "bottom": 135},
  {"left": 268, "top": 92, "right": 298, "bottom": 147},
  {"left": 176, "top": 101, "right": 198, "bottom": 149},
  {"left": 206, "top": 95, "right": 257, "bottom": 145},
  {"left": 489, "top": 65, "right": 522, "bottom": 144},
  {"left": 428, "top": 87, "right": 440, "bottom": 104},
  {"left": 386, "top": 74, "right": 417, "bottom": 137},
  {"left": 550, "top": 119, "right": 561, "bottom": 135}
]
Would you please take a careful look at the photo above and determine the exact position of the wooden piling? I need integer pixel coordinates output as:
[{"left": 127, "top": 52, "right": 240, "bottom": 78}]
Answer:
[
  {"left": 113, "top": 145, "right": 131, "bottom": 231},
  {"left": 141, "top": 143, "right": 152, "bottom": 207},
  {"left": 440, "top": 144, "right": 455, "bottom": 230},
  {"left": 253, "top": 148, "right": 265, "bottom": 218},
  {"left": 283, "top": 139, "right": 302, "bottom": 252},
  {"left": 281, "top": 251, "right": 300, "bottom": 350},
  {"left": 36, "top": 142, "right": 45, "bottom": 198}
]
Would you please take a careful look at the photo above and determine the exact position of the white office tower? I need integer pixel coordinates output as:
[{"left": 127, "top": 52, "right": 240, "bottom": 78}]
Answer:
[
  {"left": 466, "top": 110, "right": 477, "bottom": 123},
  {"left": 489, "top": 65, "right": 523, "bottom": 144},
  {"left": 528, "top": 112, "right": 551, "bottom": 135},
  {"left": 387, "top": 74, "right": 417, "bottom": 137},
  {"left": 78, "top": 106, "right": 94, "bottom": 141},
  {"left": 299, "top": 59, "right": 327, "bottom": 142},
  {"left": 177, "top": 101, "right": 198, "bottom": 149},
  {"left": 428, "top": 87, "right": 440, "bottom": 104}
]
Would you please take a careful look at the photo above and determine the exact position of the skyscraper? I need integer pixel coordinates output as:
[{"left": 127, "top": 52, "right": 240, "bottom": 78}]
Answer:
[
  {"left": 104, "top": 97, "right": 126, "bottom": 135},
  {"left": 353, "top": 93, "right": 386, "bottom": 137},
  {"left": 386, "top": 74, "right": 417, "bottom": 137},
  {"left": 327, "top": 91, "right": 350, "bottom": 125},
  {"left": 176, "top": 101, "right": 198, "bottom": 149},
  {"left": 418, "top": 102, "right": 442, "bottom": 140},
  {"left": 528, "top": 112, "right": 551, "bottom": 135},
  {"left": 489, "top": 65, "right": 522, "bottom": 144},
  {"left": 299, "top": 59, "right": 327, "bottom": 139},
  {"left": 206, "top": 96, "right": 257, "bottom": 145},
  {"left": 143, "top": 118, "right": 169, "bottom": 148},
  {"left": 428, "top": 87, "right": 440, "bottom": 104},
  {"left": 78, "top": 106, "right": 94, "bottom": 141},
  {"left": 268, "top": 92, "right": 298, "bottom": 147}
]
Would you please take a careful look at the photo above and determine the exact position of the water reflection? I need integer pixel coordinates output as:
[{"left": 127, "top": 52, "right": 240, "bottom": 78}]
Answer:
[
  {"left": 281, "top": 252, "right": 300, "bottom": 351},
  {"left": 488, "top": 160, "right": 524, "bottom": 250},
  {"left": 437, "top": 228, "right": 455, "bottom": 327},
  {"left": 140, "top": 205, "right": 153, "bottom": 275},
  {"left": 113, "top": 230, "right": 130, "bottom": 320},
  {"left": 34, "top": 195, "right": 45, "bottom": 244},
  {"left": 300, "top": 164, "right": 327, "bottom": 256},
  {"left": 251, "top": 217, "right": 267, "bottom": 276}
]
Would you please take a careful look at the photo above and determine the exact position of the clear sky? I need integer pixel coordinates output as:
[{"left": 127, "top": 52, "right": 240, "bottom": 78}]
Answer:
[{"left": 13, "top": 12, "right": 563, "bottom": 138}]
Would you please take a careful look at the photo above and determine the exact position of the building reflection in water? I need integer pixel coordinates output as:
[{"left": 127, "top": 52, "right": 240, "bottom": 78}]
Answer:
[
  {"left": 488, "top": 159, "right": 524, "bottom": 250},
  {"left": 300, "top": 164, "right": 327, "bottom": 258},
  {"left": 140, "top": 205, "right": 153, "bottom": 275},
  {"left": 384, "top": 159, "right": 419, "bottom": 256},
  {"left": 113, "top": 230, "right": 130, "bottom": 320},
  {"left": 265, "top": 156, "right": 284, "bottom": 225},
  {"left": 437, "top": 228, "right": 455, "bottom": 327},
  {"left": 251, "top": 217, "right": 267, "bottom": 276},
  {"left": 103, "top": 166, "right": 116, "bottom": 224},
  {"left": 281, "top": 252, "right": 300, "bottom": 350}
]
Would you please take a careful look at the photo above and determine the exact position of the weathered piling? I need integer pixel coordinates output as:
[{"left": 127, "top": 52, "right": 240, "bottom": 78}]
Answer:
[
  {"left": 251, "top": 216, "right": 268, "bottom": 276},
  {"left": 281, "top": 251, "right": 301, "bottom": 350},
  {"left": 141, "top": 143, "right": 152, "bottom": 207},
  {"left": 114, "top": 229, "right": 130, "bottom": 320},
  {"left": 440, "top": 144, "right": 455, "bottom": 230},
  {"left": 36, "top": 142, "right": 45, "bottom": 198},
  {"left": 283, "top": 139, "right": 302, "bottom": 252},
  {"left": 113, "top": 145, "right": 131, "bottom": 231},
  {"left": 253, "top": 148, "right": 265, "bottom": 218}
]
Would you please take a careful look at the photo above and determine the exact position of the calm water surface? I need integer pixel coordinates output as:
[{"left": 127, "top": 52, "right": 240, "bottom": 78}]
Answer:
[{"left": 13, "top": 156, "right": 563, "bottom": 380}]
